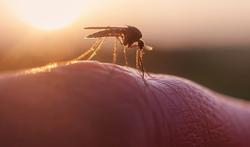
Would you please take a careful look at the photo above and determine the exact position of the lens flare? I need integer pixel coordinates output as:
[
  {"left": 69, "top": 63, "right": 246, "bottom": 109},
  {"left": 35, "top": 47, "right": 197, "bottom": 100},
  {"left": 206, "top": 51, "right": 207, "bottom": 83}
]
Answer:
[{"left": 8, "top": 0, "right": 86, "bottom": 30}]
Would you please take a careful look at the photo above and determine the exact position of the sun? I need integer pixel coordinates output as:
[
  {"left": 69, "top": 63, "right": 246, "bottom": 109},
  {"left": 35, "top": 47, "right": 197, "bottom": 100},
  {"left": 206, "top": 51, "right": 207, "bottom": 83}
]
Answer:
[{"left": 8, "top": 0, "right": 86, "bottom": 30}]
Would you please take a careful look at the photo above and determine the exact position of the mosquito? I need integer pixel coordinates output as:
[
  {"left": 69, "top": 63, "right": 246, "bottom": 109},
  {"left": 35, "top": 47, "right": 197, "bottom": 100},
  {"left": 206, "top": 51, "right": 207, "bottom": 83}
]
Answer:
[{"left": 76, "top": 25, "right": 153, "bottom": 77}]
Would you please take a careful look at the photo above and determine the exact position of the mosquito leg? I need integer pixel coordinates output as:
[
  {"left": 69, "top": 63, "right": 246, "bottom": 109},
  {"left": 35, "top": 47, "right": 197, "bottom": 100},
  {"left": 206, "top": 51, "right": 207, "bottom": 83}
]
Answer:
[
  {"left": 136, "top": 49, "right": 140, "bottom": 70},
  {"left": 112, "top": 38, "right": 117, "bottom": 64},
  {"left": 138, "top": 50, "right": 145, "bottom": 78},
  {"left": 123, "top": 46, "right": 128, "bottom": 66},
  {"left": 117, "top": 37, "right": 123, "bottom": 45},
  {"left": 138, "top": 50, "right": 151, "bottom": 78},
  {"left": 87, "top": 37, "right": 106, "bottom": 60},
  {"left": 136, "top": 49, "right": 145, "bottom": 78},
  {"left": 74, "top": 38, "right": 102, "bottom": 60}
]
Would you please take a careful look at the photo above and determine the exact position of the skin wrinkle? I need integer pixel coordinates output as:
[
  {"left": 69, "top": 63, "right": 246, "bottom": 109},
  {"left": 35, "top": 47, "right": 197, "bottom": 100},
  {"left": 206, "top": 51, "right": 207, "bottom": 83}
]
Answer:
[
  {"left": 143, "top": 83, "right": 164, "bottom": 147},
  {"left": 118, "top": 68, "right": 160, "bottom": 146},
  {"left": 121, "top": 73, "right": 156, "bottom": 147},
  {"left": 147, "top": 82, "right": 172, "bottom": 145},
  {"left": 142, "top": 77, "right": 174, "bottom": 147},
  {"left": 150, "top": 78, "right": 203, "bottom": 144},
  {"left": 149, "top": 78, "right": 183, "bottom": 131},
  {"left": 129, "top": 75, "right": 152, "bottom": 146},
  {"left": 150, "top": 77, "right": 208, "bottom": 146},
  {"left": 115, "top": 68, "right": 170, "bottom": 147},
  {"left": 0, "top": 61, "right": 250, "bottom": 147},
  {"left": 133, "top": 73, "right": 167, "bottom": 147},
  {"left": 146, "top": 77, "right": 207, "bottom": 146}
]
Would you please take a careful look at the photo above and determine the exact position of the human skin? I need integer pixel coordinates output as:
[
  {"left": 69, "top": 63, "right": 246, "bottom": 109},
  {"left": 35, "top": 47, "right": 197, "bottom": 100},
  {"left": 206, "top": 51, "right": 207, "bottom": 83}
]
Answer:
[{"left": 0, "top": 61, "right": 249, "bottom": 147}]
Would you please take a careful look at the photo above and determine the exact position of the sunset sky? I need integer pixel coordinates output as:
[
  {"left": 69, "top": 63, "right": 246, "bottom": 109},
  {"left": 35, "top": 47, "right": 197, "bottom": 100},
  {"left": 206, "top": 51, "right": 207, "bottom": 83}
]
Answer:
[{"left": 0, "top": 0, "right": 250, "bottom": 54}]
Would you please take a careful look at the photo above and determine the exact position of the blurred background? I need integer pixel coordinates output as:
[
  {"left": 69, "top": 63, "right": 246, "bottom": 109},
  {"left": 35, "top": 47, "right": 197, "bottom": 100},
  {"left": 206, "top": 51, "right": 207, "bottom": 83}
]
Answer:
[{"left": 0, "top": 0, "right": 250, "bottom": 100}]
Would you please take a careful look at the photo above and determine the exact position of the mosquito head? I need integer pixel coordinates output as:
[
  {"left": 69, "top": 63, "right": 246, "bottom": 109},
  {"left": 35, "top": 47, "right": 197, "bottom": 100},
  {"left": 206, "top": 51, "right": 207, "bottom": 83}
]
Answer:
[{"left": 138, "top": 39, "right": 145, "bottom": 50}]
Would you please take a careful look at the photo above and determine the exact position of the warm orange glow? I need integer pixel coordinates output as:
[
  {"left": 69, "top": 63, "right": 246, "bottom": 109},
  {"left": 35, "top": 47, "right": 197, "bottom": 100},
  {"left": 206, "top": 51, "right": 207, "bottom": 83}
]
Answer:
[{"left": 8, "top": 0, "right": 86, "bottom": 30}]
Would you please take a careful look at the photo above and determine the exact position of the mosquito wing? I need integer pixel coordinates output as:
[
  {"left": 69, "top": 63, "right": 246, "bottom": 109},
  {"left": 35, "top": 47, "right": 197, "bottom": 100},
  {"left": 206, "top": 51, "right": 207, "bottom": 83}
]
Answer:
[
  {"left": 86, "top": 30, "right": 120, "bottom": 38},
  {"left": 84, "top": 26, "right": 128, "bottom": 30},
  {"left": 84, "top": 26, "right": 128, "bottom": 38}
]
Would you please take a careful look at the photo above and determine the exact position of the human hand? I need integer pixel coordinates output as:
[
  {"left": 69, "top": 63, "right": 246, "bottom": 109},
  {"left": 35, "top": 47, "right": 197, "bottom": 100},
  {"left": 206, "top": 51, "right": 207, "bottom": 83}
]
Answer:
[{"left": 0, "top": 61, "right": 249, "bottom": 147}]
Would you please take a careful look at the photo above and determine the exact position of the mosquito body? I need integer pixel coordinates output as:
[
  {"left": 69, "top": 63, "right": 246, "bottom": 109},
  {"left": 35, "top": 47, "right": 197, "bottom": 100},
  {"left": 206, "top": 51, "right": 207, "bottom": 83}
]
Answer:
[
  {"left": 85, "top": 26, "right": 145, "bottom": 49},
  {"left": 77, "top": 25, "right": 152, "bottom": 78}
]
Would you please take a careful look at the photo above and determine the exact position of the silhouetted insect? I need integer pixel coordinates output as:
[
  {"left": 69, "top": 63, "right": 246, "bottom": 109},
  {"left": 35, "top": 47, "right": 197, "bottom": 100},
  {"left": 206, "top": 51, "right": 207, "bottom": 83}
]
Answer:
[{"left": 76, "top": 25, "right": 152, "bottom": 78}]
